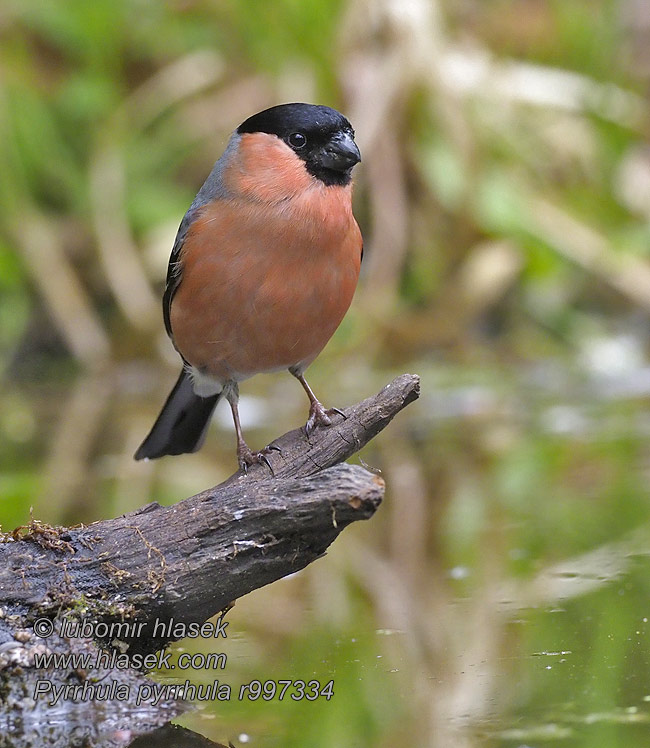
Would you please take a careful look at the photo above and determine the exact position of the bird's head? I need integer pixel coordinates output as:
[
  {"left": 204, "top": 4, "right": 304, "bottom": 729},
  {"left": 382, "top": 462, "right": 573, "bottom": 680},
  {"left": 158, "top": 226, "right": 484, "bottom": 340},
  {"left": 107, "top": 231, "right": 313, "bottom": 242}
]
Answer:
[{"left": 237, "top": 103, "right": 361, "bottom": 187}]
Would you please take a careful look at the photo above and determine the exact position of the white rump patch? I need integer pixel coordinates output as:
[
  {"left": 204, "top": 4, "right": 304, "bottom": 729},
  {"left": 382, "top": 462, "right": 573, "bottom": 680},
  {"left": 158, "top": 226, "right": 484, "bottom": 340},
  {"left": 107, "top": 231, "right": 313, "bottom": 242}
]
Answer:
[{"left": 188, "top": 366, "right": 223, "bottom": 397}]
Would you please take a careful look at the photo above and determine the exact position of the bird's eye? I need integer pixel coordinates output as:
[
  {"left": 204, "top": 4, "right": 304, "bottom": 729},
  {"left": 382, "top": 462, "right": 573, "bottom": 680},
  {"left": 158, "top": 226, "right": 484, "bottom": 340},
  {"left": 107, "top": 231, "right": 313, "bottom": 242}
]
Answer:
[{"left": 288, "top": 132, "right": 307, "bottom": 149}]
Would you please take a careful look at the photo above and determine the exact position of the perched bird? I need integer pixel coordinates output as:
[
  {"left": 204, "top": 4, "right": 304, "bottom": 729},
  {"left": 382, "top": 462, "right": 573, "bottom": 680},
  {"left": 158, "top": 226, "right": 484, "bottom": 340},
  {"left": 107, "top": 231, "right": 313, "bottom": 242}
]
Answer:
[{"left": 135, "top": 103, "right": 362, "bottom": 469}]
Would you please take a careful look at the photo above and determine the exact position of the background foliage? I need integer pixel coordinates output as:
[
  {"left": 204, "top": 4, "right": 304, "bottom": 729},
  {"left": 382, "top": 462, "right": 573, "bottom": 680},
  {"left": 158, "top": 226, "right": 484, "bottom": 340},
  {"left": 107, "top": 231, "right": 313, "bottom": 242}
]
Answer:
[{"left": 2, "top": 0, "right": 650, "bottom": 746}]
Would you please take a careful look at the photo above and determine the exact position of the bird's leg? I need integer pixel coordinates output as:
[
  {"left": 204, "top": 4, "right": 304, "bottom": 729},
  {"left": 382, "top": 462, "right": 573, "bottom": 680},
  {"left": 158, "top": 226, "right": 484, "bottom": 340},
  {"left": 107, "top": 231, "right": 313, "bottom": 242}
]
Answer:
[
  {"left": 224, "top": 383, "right": 273, "bottom": 473},
  {"left": 291, "top": 371, "right": 346, "bottom": 435}
]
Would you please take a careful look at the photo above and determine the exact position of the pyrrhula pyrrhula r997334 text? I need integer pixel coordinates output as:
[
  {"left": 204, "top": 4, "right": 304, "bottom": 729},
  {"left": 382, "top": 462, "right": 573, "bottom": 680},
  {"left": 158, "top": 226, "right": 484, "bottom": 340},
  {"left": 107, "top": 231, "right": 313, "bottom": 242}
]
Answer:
[{"left": 134, "top": 103, "right": 362, "bottom": 469}]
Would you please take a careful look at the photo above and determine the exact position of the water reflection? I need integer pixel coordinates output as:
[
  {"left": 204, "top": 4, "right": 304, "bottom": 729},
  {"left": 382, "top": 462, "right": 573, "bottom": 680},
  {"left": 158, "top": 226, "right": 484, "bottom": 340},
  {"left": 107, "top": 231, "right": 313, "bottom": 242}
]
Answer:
[
  {"left": 4, "top": 361, "right": 650, "bottom": 747},
  {"left": 1, "top": 720, "right": 231, "bottom": 748},
  {"left": 128, "top": 723, "right": 231, "bottom": 748}
]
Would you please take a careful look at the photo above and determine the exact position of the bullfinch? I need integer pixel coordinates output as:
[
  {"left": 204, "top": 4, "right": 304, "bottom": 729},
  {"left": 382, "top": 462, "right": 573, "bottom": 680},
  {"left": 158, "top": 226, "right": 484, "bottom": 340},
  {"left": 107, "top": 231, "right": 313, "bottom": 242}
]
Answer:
[{"left": 135, "top": 103, "right": 362, "bottom": 469}]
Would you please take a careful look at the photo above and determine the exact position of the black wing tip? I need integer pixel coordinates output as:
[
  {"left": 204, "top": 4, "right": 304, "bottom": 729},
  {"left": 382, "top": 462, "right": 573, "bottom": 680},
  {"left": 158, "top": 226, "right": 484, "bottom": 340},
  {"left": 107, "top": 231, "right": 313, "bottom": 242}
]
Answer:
[
  {"left": 134, "top": 436, "right": 204, "bottom": 461},
  {"left": 134, "top": 440, "right": 166, "bottom": 461},
  {"left": 134, "top": 370, "right": 221, "bottom": 462},
  {"left": 133, "top": 444, "right": 162, "bottom": 461},
  {"left": 133, "top": 446, "right": 149, "bottom": 461}
]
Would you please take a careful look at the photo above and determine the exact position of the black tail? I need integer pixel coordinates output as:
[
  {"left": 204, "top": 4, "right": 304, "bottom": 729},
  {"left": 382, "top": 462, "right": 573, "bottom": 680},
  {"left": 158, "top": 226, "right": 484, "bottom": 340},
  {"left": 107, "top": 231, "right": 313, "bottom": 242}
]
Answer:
[{"left": 134, "top": 369, "right": 221, "bottom": 460}]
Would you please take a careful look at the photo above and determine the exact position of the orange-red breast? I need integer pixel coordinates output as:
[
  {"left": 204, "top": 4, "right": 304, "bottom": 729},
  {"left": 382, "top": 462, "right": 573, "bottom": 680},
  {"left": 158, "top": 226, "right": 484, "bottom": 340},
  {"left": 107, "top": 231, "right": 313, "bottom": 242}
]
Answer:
[{"left": 135, "top": 103, "right": 362, "bottom": 469}]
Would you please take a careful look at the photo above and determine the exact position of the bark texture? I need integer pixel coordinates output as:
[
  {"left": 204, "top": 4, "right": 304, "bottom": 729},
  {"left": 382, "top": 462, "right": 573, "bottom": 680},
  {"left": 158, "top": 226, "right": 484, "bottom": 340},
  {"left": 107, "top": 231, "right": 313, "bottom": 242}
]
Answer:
[{"left": 0, "top": 373, "right": 420, "bottom": 735}]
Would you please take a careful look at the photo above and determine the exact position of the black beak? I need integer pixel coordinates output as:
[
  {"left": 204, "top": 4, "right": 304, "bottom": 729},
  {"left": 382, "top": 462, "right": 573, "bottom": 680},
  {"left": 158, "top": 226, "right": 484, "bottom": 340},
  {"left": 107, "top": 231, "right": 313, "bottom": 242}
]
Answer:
[{"left": 318, "top": 131, "right": 361, "bottom": 172}]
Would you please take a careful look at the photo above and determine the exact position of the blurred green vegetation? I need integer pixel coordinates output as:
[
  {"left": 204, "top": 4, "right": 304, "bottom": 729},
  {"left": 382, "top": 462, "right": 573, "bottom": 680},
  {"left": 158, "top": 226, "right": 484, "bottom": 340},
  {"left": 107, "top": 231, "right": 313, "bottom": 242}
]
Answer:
[{"left": 2, "top": 0, "right": 650, "bottom": 746}]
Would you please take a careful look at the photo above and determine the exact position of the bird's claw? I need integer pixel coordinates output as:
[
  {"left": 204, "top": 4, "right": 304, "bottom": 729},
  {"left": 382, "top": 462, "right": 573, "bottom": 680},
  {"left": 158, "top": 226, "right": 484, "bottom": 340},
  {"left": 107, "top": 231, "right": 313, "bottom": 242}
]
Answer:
[
  {"left": 259, "top": 452, "right": 274, "bottom": 475},
  {"left": 304, "top": 402, "right": 346, "bottom": 435},
  {"left": 237, "top": 443, "right": 278, "bottom": 475}
]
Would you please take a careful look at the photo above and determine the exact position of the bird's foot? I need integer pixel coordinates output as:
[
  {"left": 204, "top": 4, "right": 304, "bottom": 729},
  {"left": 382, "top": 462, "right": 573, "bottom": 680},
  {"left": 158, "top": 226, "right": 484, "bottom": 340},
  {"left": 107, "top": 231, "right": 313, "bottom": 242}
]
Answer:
[
  {"left": 237, "top": 441, "right": 278, "bottom": 475},
  {"left": 304, "top": 401, "right": 347, "bottom": 436}
]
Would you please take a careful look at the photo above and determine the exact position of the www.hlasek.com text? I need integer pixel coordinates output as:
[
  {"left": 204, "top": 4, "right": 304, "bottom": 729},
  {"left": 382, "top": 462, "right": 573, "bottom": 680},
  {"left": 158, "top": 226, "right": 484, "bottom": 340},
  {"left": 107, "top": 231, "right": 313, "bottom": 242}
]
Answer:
[{"left": 33, "top": 646, "right": 227, "bottom": 672}]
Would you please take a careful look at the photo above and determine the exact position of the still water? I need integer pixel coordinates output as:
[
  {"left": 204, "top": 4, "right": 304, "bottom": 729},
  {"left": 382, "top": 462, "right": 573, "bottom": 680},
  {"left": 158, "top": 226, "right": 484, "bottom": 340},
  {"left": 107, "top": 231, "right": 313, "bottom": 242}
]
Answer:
[
  {"left": 7, "top": 564, "right": 650, "bottom": 748},
  {"left": 3, "top": 356, "right": 650, "bottom": 747}
]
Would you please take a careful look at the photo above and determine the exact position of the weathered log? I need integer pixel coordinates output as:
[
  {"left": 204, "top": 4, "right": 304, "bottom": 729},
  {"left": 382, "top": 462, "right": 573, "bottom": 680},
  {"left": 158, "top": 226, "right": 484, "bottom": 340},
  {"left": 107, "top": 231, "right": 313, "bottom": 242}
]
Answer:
[
  {"left": 0, "top": 373, "right": 419, "bottom": 733},
  {"left": 2, "top": 463, "right": 382, "bottom": 649}
]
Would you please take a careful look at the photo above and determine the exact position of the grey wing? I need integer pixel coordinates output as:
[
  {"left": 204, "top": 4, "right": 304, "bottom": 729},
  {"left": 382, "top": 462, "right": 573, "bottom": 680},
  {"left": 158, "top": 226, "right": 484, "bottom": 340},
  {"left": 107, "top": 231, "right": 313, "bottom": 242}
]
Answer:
[{"left": 162, "top": 142, "right": 233, "bottom": 339}]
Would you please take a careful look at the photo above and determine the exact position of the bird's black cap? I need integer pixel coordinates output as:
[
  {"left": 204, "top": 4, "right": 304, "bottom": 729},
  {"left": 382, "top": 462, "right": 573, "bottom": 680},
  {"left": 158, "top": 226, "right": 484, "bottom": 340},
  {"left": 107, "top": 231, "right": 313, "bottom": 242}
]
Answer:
[
  {"left": 238, "top": 103, "right": 352, "bottom": 139},
  {"left": 237, "top": 103, "right": 360, "bottom": 186}
]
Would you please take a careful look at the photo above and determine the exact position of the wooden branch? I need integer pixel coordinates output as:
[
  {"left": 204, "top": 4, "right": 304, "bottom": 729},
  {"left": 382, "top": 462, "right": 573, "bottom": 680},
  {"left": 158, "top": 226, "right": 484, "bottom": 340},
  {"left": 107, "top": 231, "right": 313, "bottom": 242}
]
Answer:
[
  {"left": 0, "top": 374, "right": 418, "bottom": 733},
  {"left": 223, "top": 371, "right": 421, "bottom": 483},
  {"left": 0, "top": 374, "right": 419, "bottom": 650},
  {"left": 1, "top": 464, "right": 381, "bottom": 647}
]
